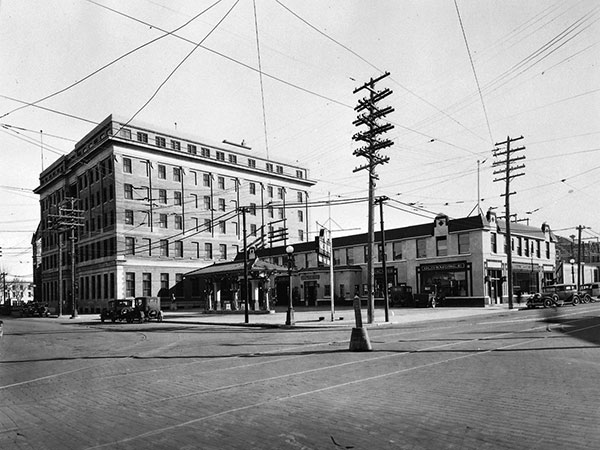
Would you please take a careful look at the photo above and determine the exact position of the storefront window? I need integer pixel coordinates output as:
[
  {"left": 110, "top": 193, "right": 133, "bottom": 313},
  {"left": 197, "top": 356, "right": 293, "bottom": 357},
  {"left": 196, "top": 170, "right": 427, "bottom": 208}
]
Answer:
[{"left": 419, "top": 262, "right": 469, "bottom": 297}]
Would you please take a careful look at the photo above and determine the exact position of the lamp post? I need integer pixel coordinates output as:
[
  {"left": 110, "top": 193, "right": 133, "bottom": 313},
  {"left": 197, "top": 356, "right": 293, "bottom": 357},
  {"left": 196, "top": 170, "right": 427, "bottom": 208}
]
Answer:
[
  {"left": 285, "top": 245, "right": 295, "bottom": 326},
  {"left": 569, "top": 258, "right": 575, "bottom": 284}
]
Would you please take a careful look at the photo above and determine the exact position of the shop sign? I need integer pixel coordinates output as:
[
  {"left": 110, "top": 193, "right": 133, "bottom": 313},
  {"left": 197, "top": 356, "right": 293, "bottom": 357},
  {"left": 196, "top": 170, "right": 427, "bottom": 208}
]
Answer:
[
  {"left": 420, "top": 261, "right": 467, "bottom": 272},
  {"left": 486, "top": 260, "right": 503, "bottom": 269},
  {"left": 375, "top": 267, "right": 397, "bottom": 276},
  {"left": 512, "top": 262, "right": 538, "bottom": 271},
  {"left": 300, "top": 274, "right": 320, "bottom": 281}
]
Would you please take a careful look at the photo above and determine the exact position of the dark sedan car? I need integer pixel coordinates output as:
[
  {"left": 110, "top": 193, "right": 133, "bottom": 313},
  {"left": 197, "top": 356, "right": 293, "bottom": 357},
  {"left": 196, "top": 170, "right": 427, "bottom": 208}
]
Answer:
[{"left": 540, "top": 284, "right": 581, "bottom": 307}]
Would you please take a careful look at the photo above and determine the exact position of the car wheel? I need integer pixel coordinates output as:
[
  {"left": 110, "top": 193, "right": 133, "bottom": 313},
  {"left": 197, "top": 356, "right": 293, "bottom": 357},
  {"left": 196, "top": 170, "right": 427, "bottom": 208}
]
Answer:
[
  {"left": 572, "top": 295, "right": 580, "bottom": 305},
  {"left": 584, "top": 294, "right": 591, "bottom": 303},
  {"left": 543, "top": 298, "right": 552, "bottom": 308}
]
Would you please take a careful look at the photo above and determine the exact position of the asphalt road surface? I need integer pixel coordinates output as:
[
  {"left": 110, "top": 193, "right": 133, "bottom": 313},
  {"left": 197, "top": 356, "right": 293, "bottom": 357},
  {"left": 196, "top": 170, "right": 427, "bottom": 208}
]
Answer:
[{"left": 1, "top": 304, "right": 600, "bottom": 449}]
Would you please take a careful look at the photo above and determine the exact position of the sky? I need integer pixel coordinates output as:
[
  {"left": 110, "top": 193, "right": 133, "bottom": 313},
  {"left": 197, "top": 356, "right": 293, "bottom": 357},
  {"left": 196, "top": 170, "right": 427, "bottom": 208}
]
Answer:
[{"left": 1, "top": 0, "right": 599, "bottom": 279}]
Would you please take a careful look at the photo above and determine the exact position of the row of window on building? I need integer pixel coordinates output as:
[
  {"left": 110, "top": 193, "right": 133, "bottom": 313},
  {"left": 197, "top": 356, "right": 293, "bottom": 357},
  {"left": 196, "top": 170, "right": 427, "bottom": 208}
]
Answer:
[
  {"left": 120, "top": 130, "right": 306, "bottom": 179},
  {"left": 124, "top": 272, "right": 184, "bottom": 298},
  {"left": 124, "top": 237, "right": 236, "bottom": 260},
  {"left": 491, "top": 232, "right": 550, "bottom": 258}
]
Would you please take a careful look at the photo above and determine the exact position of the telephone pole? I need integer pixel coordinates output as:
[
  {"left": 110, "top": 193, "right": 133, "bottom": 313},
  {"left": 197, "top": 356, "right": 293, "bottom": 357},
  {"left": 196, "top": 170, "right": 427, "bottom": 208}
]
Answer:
[
  {"left": 576, "top": 225, "right": 588, "bottom": 290},
  {"left": 352, "top": 72, "right": 394, "bottom": 324},
  {"left": 49, "top": 198, "right": 84, "bottom": 318},
  {"left": 375, "top": 196, "right": 390, "bottom": 322},
  {"left": 492, "top": 136, "right": 525, "bottom": 310}
]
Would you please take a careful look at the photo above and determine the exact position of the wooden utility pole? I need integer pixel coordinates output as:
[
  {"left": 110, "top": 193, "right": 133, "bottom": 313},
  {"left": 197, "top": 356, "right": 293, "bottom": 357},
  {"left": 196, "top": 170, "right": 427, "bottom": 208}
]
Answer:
[
  {"left": 576, "top": 225, "right": 586, "bottom": 290},
  {"left": 241, "top": 207, "right": 249, "bottom": 324},
  {"left": 49, "top": 198, "right": 84, "bottom": 318},
  {"left": 375, "top": 196, "right": 390, "bottom": 322},
  {"left": 352, "top": 72, "right": 394, "bottom": 324},
  {"left": 493, "top": 136, "right": 525, "bottom": 310}
]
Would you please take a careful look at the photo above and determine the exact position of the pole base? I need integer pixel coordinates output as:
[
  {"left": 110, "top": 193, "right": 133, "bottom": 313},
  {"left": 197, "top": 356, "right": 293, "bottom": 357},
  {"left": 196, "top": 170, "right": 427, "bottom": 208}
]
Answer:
[
  {"left": 349, "top": 327, "right": 372, "bottom": 352},
  {"left": 285, "top": 307, "right": 295, "bottom": 326}
]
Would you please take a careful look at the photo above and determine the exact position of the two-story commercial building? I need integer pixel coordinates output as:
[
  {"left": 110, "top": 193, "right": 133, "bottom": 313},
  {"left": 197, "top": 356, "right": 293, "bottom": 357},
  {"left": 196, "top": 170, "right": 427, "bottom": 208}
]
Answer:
[{"left": 186, "top": 209, "right": 557, "bottom": 309}]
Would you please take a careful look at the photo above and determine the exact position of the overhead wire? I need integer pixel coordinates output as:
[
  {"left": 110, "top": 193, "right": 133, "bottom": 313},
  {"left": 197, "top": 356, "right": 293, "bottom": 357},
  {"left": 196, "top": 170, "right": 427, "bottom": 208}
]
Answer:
[
  {"left": 115, "top": 0, "right": 240, "bottom": 134},
  {"left": 453, "top": 0, "right": 494, "bottom": 144},
  {"left": 252, "top": 0, "right": 270, "bottom": 160},
  {"left": 0, "top": 0, "right": 226, "bottom": 120}
]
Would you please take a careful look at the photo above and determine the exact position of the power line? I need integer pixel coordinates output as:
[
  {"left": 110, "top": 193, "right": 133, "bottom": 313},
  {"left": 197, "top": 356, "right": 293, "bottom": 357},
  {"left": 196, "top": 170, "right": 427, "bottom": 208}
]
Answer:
[
  {"left": 0, "top": 0, "right": 226, "bottom": 120},
  {"left": 115, "top": 0, "right": 240, "bottom": 135},
  {"left": 85, "top": 0, "right": 353, "bottom": 109},
  {"left": 275, "top": 0, "right": 490, "bottom": 146},
  {"left": 453, "top": 0, "right": 494, "bottom": 144},
  {"left": 0, "top": 94, "right": 96, "bottom": 124},
  {"left": 253, "top": 0, "right": 270, "bottom": 159}
]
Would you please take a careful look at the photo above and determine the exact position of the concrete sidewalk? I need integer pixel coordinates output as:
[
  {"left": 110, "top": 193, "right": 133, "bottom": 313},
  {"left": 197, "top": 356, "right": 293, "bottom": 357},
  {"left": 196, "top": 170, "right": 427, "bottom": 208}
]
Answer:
[{"left": 159, "top": 304, "right": 521, "bottom": 328}]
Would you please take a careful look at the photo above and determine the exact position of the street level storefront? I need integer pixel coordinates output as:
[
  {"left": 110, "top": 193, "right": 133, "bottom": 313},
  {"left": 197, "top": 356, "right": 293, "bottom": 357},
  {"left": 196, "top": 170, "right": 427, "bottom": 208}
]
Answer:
[
  {"left": 212, "top": 211, "right": 556, "bottom": 308},
  {"left": 184, "top": 258, "right": 287, "bottom": 311},
  {"left": 292, "top": 266, "right": 363, "bottom": 306},
  {"left": 417, "top": 260, "right": 472, "bottom": 299}
]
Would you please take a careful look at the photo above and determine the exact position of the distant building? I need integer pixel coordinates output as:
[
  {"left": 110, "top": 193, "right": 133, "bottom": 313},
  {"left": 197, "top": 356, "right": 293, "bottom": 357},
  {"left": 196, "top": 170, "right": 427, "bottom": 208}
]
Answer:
[
  {"left": 1, "top": 278, "right": 34, "bottom": 305},
  {"left": 33, "top": 114, "right": 315, "bottom": 314},
  {"left": 187, "top": 210, "right": 557, "bottom": 309},
  {"left": 554, "top": 235, "right": 600, "bottom": 284}
]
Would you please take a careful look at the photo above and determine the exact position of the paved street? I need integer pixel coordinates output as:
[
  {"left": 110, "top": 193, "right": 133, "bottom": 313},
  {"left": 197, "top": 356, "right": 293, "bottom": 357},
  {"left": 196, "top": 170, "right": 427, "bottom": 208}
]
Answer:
[{"left": 1, "top": 304, "right": 600, "bottom": 450}]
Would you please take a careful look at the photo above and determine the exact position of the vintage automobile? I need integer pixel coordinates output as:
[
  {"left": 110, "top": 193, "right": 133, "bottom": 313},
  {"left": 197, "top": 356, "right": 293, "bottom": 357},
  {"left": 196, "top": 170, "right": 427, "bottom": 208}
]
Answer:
[
  {"left": 100, "top": 299, "right": 133, "bottom": 323},
  {"left": 20, "top": 302, "right": 50, "bottom": 317},
  {"left": 539, "top": 284, "right": 581, "bottom": 307},
  {"left": 413, "top": 285, "right": 443, "bottom": 308},
  {"left": 125, "top": 297, "right": 163, "bottom": 323},
  {"left": 389, "top": 285, "right": 413, "bottom": 307},
  {"left": 579, "top": 283, "right": 599, "bottom": 303},
  {"left": 526, "top": 293, "right": 552, "bottom": 309}
]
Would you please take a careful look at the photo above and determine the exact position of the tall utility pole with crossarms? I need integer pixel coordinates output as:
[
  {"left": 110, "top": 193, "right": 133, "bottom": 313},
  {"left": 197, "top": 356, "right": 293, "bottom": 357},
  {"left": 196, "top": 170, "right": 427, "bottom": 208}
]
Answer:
[
  {"left": 493, "top": 136, "right": 525, "bottom": 310},
  {"left": 352, "top": 72, "right": 394, "bottom": 324}
]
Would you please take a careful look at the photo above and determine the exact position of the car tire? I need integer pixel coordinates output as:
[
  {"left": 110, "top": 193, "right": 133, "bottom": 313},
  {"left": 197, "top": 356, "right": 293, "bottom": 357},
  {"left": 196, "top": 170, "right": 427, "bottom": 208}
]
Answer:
[
  {"left": 584, "top": 294, "right": 591, "bottom": 303},
  {"left": 572, "top": 296, "right": 580, "bottom": 306}
]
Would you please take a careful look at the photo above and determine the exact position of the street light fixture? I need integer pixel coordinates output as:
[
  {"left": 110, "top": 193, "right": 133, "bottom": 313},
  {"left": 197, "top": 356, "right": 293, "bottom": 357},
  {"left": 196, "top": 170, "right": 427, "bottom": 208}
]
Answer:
[
  {"left": 285, "top": 245, "right": 295, "bottom": 326},
  {"left": 569, "top": 258, "right": 575, "bottom": 283}
]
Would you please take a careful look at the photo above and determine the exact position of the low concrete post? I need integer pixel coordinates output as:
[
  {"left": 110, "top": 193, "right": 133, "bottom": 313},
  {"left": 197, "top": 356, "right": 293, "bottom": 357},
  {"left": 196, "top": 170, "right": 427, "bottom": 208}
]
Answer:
[{"left": 349, "top": 295, "right": 372, "bottom": 352}]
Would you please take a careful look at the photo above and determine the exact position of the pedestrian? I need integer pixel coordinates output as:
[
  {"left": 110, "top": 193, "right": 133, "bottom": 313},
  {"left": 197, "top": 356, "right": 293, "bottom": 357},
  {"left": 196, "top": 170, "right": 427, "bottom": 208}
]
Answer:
[{"left": 170, "top": 293, "right": 177, "bottom": 311}]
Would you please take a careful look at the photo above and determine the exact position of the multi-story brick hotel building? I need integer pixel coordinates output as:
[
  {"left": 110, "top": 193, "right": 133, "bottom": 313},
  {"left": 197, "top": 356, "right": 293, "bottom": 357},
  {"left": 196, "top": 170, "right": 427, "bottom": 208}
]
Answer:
[{"left": 33, "top": 114, "right": 315, "bottom": 314}]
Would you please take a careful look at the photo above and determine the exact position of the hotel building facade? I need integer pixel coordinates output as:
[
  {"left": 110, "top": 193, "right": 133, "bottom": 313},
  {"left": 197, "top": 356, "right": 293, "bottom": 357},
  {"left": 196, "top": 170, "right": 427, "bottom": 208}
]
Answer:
[{"left": 33, "top": 114, "right": 315, "bottom": 314}]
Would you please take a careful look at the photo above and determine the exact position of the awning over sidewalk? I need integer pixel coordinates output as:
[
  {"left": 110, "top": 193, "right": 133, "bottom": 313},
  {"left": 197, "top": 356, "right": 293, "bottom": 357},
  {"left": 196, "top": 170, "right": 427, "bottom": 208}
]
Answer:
[{"left": 185, "top": 258, "right": 287, "bottom": 278}]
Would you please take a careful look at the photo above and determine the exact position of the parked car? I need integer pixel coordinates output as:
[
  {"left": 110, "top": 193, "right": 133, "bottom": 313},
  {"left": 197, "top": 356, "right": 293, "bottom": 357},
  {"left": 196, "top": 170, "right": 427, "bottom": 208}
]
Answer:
[
  {"left": 579, "top": 283, "right": 599, "bottom": 303},
  {"left": 125, "top": 297, "right": 163, "bottom": 323},
  {"left": 20, "top": 302, "right": 50, "bottom": 317},
  {"left": 413, "top": 285, "right": 443, "bottom": 308},
  {"left": 389, "top": 285, "right": 413, "bottom": 307},
  {"left": 526, "top": 293, "right": 552, "bottom": 309},
  {"left": 100, "top": 299, "right": 133, "bottom": 323},
  {"left": 540, "top": 284, "right": 581, "bottom": 307}
]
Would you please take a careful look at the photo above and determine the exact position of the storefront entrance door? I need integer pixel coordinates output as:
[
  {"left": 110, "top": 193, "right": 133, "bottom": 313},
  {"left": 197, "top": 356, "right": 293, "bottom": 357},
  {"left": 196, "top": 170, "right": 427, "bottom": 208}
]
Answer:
[{"left": 304, "top": 281, "right": 317, "bottom": 306}]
